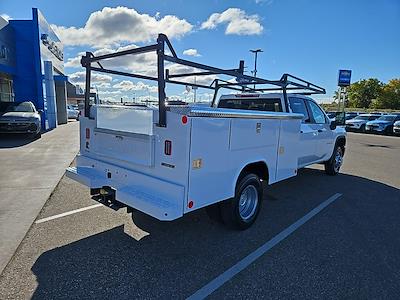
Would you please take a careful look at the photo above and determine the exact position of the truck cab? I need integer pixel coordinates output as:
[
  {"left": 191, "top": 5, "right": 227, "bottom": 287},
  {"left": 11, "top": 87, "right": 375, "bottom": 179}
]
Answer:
[{"left": 216, "top": 93, "right": 346, "bottom": 169}]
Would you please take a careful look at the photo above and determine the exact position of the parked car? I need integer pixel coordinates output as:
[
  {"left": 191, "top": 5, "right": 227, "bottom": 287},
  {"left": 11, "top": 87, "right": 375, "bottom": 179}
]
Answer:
[
  {"left": 365, "top": 114, "right": 400, "bottom": 134},
  {"left": 393, "top": 120, "right": 400, "bottom": 135},
  {"left": 345, "top": 114, "right": 380, "bottom": 132},
  {"left": 0, "top": 101, "right": 42, "bottom": 137},
  {"left": 67, "top": 104, "right": 80, "bottom": 120}
]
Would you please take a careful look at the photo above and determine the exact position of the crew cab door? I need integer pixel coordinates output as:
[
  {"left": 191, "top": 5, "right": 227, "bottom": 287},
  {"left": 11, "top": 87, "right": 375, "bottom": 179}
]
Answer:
[
  {"left": 288, "top": 97, "right": 319, "bottom": 167},
  {"left": 305, "top": 99, "right": 334, "bottom": 161}
]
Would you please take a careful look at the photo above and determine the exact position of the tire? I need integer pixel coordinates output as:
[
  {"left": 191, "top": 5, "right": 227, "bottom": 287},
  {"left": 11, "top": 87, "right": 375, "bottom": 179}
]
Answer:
[
  {"left": 385, "top": 126, "right": 393, "bottom": 136},
  {"left": 31, "top": 131, "right": 41, "bottom": 138},
  {"left": 325, "top": 145, "right": 344, "bottom": 176},
  {"left": 220, "top": 173, "right": 263, "bottom": 230},
  {"left": 360, "top": 124, "right": 366, "bottom": 133}
]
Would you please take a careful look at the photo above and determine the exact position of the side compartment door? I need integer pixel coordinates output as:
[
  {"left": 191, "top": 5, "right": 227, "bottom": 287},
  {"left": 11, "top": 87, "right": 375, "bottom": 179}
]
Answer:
[
  {"left": 288, "top": 97, "right": 319, "bottom": 167},
  {"left": 306, "top": 100, "right": 334, "bottom": 161}
]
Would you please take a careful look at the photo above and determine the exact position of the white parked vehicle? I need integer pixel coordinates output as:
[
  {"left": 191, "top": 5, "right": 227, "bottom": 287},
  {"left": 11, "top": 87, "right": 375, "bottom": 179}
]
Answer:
[
  {"left": 345, "top": 113, "right": 380, "bottom": 132},
  {"left": 67, "top": 104, "right": 80, "bottom": 120},
  {"left": 66, "top": 34, "right": 346, "bottom": 229},
  {"left": 393, "top": 120, "right": 400, "bottom": 135}
]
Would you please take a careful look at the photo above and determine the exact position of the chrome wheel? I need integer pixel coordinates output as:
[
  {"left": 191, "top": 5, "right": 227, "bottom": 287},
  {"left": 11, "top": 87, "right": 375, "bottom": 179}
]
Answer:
[
  {"left": 239, "top": 185, "right": 258, "bottom": 221},
  {"left": 334, "top": 147, "right": 343, "bottom": 173}
]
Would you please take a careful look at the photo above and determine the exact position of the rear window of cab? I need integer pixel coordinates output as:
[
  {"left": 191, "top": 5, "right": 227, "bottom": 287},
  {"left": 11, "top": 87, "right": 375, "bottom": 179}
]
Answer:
[{"left": 218, "top": 98, "right": 282, "bottom": 112}]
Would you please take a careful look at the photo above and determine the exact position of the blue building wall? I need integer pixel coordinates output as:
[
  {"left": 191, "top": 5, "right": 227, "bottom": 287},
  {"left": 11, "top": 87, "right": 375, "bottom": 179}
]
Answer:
[
  {"left": 0, "top": 20, "right": 16, "bottom": 75},
  {"left": 10, "top": 20, "right": 43, "bottom": 109},
  {"left": 4, "top": 8, "right": 66, "bottom": 130}
]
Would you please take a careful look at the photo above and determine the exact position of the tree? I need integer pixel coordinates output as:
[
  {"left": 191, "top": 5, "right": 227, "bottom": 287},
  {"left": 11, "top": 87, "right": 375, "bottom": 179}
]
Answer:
[
  {"left": 374, "top": 79, "right": 400, "bottom": 110},
  {"left": 347, "top": 78, "right": 383, "bottom": 108}
]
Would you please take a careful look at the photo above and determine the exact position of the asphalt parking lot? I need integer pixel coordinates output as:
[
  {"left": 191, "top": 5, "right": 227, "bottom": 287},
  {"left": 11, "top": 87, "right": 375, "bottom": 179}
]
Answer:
[{"left": 0, "top": 132, "right": 399, "bottom": 299}]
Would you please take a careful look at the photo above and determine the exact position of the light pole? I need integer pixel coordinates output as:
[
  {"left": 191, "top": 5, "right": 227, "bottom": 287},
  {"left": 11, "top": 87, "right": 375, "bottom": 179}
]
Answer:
[{"left": 250, "top": 48, "right": 263, "bottom": 89}]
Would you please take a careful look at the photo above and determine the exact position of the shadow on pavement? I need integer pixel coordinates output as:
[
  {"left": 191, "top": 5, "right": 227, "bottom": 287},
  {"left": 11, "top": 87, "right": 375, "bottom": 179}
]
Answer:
[
  {"left": 30, "top": 169, "right": 400, "bottom": 299},
  {"left": 0, "top": 134, "right": 39, "bottom": 148}
]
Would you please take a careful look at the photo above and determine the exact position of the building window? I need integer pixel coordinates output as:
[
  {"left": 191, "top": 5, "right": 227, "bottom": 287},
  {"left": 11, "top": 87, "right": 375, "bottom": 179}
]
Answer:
[{"left": 0, "top": 73, "right": 14, "bottom": 102}]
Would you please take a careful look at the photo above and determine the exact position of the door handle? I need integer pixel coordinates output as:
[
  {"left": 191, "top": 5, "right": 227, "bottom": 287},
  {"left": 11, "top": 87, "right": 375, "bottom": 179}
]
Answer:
[{"left": 318, "top": 129, "right": 324, "bottom": 133}]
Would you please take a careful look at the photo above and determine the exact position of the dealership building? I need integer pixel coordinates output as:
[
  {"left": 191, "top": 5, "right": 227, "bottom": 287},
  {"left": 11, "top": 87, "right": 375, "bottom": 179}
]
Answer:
[{"left": 0, "top": 8, "right": 68, "bottom": 130}]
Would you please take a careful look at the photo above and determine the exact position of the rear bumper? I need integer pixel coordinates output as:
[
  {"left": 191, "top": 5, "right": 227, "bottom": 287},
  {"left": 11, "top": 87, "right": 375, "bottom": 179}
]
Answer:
[{"left": 66, "top": 156, "right": 185, "bottom": 221}]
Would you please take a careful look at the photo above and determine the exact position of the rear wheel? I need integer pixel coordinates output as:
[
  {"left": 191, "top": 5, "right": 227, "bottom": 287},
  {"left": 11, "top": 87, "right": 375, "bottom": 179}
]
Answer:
[
  {"left": 220, "top": 173, "right": 263, "bottom": 230},
  {"left": 325, "top": 145, "right": 344, "bottom": 176}
]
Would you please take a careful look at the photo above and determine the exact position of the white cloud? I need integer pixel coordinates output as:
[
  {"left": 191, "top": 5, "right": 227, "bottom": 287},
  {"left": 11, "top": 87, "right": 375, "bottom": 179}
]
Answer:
[
  {"left": 65, "top": 45, "right": 216, "bottom": 86},
  {"left": 65, "top": 44, "right": 158, "bottom": 77},
  {"left": 51, "top": 6, "right": 193, "bottom": 47},
  {"left": 201, "top": 8, "right": 263, "bottom": 35},
  {"left": 112, "top": 80, "right": 158, "bottom": 93},
  {"left": 183, "top": 49, "right": 201, "bottom": 57},
  {"left": 68, "top": 71, "right": 112, "bottom": 85}
]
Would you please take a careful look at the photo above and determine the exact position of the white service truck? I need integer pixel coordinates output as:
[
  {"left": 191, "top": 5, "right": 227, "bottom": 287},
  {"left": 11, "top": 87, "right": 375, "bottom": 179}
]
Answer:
[{"left": 66, "top": 34, "right": 346, "bottom": 230}]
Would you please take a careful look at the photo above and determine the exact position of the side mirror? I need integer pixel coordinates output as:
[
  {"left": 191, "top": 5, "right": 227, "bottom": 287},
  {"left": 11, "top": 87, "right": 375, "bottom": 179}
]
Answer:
[
  {"left": 330, "top": 120, "right": 337, "bottom": 130},
  {"left": 37, "top": 109, "right": 44, "bottom": 114}
]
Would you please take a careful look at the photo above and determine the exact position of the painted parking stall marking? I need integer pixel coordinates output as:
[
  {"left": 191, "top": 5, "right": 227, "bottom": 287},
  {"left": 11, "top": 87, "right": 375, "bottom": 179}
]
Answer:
[
  {"left": 35, "top": 204, "right": 103, "bottom": 224},
  {"left": 187, "top": 193, "right": 343, "bottom": 300}
]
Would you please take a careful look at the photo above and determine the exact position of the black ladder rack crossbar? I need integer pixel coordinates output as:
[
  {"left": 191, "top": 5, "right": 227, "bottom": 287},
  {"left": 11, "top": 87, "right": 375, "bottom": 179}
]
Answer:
[{"left": 81, "top": 33, "right": 326, "bottom": 127}]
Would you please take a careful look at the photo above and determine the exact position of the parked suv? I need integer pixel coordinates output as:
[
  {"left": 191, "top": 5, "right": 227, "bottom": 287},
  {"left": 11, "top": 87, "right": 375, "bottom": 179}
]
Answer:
[
  {"left": 0, "top": 101, "right": 42, "bottom": 137},
  {"left": 365, "top": 114, "right": 400, "bottom": 134},
  {"left": 345, "top": 114, "right": 380, "bottom": 132},
  {"left": 393, "top": 120, "right": 400, "bottom": 135}
]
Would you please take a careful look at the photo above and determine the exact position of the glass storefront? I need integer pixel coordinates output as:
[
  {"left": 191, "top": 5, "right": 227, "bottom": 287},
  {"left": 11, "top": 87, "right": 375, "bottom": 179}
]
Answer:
[{"left": 0, "top": 72, "right": 14, "bottom": 102}]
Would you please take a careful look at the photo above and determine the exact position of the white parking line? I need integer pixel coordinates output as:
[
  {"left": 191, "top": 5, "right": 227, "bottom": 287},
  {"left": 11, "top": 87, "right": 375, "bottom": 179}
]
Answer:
[
  {"left": 35, "top": 204, "right": 103, "bottom": 224},
  {"left": 187, "top": 193, "right": 343, "bottom": 300}
]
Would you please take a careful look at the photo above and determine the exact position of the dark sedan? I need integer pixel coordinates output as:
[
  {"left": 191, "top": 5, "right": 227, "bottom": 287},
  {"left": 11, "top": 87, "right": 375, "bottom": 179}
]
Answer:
[
  {"left": 365, "top": 114, "right": 400, "bottom": 135},
  {"left": 0, "top": 101, "right": 42, "bottom": 137}
]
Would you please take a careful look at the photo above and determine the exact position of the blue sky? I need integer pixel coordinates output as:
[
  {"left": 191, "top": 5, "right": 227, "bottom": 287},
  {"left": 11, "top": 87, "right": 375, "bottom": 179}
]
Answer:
[{"left": 1, "top": 0, "right": 399, "bottom": 103}]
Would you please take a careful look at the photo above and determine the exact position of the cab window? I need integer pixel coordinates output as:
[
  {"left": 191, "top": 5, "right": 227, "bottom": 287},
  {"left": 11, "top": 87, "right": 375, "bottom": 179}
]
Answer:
[
  {"left": 218, "top": 98, "right": 282, "bottom": 112},
  {"left": 289, "top": 97, "right": 310, "bottom": 122},
  {"left": 308, "top": 101, "right": 327, "bottom": 124}
]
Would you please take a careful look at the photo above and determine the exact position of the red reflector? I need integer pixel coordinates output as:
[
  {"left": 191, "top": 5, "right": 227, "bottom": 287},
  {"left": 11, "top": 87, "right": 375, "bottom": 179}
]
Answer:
[
  {"left": 164, "top": 140, "right": 172, "bottom": 155},
  {"left": 188, "top": 200, "right": 194, "bottom": 209},
  {"left": 181, "top": 115, "right": 188, "bottom": 124},
  {"left": 85, "top": 128, "right": 90, "bottom": 139}
]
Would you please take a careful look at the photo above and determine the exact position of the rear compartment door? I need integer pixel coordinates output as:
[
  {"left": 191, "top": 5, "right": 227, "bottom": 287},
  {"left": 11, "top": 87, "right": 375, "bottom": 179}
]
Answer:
[
  {"left": 85, "top": 105, "right": 157, "bottom": 167},
  {"left": 91, "top": 129, "right": 155, "bottom": 167}
]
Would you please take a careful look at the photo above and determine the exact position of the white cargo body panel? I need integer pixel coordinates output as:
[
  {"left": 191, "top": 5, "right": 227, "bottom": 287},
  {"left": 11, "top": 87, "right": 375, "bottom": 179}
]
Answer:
[
  {"left": 67, "top": 105, "right": 302, "bottom": 220},
  {"left": 185, "top": 109, "right": 301, "bottom": 212}
]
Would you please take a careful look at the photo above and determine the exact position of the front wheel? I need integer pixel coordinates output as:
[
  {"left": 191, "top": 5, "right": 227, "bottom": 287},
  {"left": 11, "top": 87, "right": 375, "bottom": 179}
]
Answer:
[
  {"left": 325, "top": 145, "right": 344, "bottom": 176},
  {"left": 220, "top": 173, "right": 263, "bottom": 230},
  {"left": 360, "top": 124, "right": 366, "bottom": 133}
]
